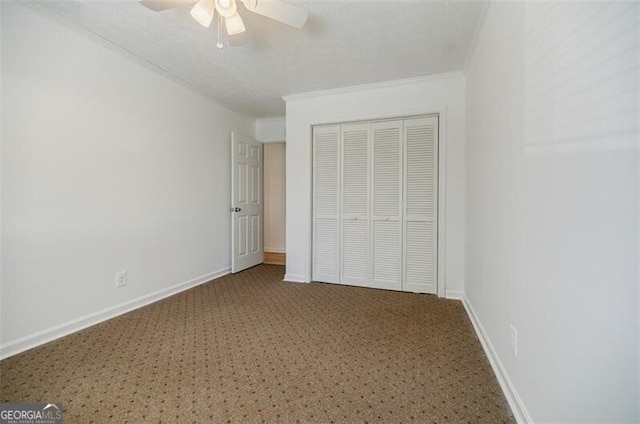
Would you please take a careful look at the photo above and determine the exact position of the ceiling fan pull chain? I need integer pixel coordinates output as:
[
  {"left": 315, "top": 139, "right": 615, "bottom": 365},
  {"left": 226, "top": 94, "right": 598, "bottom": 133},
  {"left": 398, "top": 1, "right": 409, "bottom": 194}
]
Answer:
[{"left": 216, "top": 14, "right": 224, "bottom": 49}]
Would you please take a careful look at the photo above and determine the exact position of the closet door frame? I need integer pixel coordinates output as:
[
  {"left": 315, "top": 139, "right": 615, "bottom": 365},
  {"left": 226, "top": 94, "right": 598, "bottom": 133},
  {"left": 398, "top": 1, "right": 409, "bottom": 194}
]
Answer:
[{"left": 310, "top": 110, "right": 448, "bottom": 299}]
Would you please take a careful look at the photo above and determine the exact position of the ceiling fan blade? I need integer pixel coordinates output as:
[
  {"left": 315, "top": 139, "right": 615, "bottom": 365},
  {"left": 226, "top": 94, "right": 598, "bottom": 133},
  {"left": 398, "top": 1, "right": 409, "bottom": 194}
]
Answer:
[
  {"left": 139, "top": 0, "right": 196, "bottom": 12},
  {"left": 216, "top": 18, "right": 248, "bottom": 48},
  {"left": 241, "top": 0, "right": 308, "bottom": 29},
  {"left": 225, "top": 13, "right": 246, "bottom": 35}
]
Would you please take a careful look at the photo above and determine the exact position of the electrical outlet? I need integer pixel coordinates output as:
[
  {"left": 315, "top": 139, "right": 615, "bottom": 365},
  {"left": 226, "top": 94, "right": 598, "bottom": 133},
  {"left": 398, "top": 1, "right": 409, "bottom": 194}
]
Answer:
[
  {"left": 510, "top": 324, "right": 518, "bottom": 357},
  {"left": 116, "top": 270, "right": 127, "bottom": 288}
]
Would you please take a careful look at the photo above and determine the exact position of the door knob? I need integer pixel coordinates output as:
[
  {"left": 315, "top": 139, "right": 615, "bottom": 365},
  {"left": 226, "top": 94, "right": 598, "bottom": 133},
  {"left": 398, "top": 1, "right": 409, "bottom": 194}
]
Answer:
[{"left": 230, "top": 207, "right": 241, "bottom": 212}]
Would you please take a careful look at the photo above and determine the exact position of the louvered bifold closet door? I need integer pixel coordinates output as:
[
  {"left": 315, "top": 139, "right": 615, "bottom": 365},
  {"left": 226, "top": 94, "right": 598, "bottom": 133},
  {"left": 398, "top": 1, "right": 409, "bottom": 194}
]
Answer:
[
  {"left": 341, "top": 123, "right": 370, "bottom": 286},
  {"left": 403, "top": 116, "right": 439, "bottom": 294},
  {"left": 312, "top": 125, "right": 340, "bottom": 283},
  {"left": 371, "top": 121, "right": 403, "bottom": 290}
]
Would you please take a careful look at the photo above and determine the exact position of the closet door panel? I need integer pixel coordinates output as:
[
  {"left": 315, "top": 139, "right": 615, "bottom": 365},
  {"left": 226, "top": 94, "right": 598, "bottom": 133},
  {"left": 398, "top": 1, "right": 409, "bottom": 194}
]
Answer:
[
  {"left": 403, "top": 116, "right": 438, "bottom": 294},
  {"left": 312, "top": 125, "right": 340, "bottom": 283},
  {"left": 405, "top": 221, "right": 436, "bottom": 290},
  {"left": 342, "top": 220, "right": 369, "bottom": 283},
  {"left": 341, "top": 123, "right": 370, "bottom": 285},
  {"left": 313, "top": 219, "right": 339, "bottom": 280},
  {"left": 371, "top": 121, "right": 402, "bottom": 290},
  {"left": 342, "top": 125, "right": 369, "bottom": 216},
  {"left": 372, "top": 220, "right": 401, "bottom": 288}
]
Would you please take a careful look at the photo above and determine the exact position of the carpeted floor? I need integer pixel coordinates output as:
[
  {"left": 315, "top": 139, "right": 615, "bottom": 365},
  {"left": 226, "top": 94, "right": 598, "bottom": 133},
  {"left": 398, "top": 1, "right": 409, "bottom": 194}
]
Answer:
[{"left": 1, "top": 265, "right": 514, "bottom": 423}]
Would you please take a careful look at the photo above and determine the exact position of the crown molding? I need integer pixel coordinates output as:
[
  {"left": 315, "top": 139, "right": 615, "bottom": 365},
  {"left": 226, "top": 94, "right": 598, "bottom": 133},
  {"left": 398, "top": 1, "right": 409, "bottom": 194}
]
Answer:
[
  {"left": 282, "top": 71, "right": 465, "bottom": 102},
  {"left": 254, "top": 116, "right": 286, "bottom": 125},
  {"left": 463, "top": 1, "right": 491, "bottom": 72}
]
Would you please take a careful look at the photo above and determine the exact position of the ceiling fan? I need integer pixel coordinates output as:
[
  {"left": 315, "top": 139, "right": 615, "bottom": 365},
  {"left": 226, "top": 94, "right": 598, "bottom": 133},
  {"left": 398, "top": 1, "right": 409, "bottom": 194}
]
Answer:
[{"left": 140, "top": 0, "right": 308, "bottom": 49}]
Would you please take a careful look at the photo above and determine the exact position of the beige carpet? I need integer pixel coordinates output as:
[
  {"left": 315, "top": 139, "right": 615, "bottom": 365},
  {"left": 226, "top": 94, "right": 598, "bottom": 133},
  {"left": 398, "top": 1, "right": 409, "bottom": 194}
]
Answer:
[{"left": 1, "top": 265, "right": 514, "bottom": 423}]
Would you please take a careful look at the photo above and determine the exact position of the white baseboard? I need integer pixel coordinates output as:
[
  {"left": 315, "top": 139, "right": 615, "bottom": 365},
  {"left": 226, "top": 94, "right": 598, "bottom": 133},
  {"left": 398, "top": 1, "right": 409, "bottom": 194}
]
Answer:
[
  {"left": 0, "top": 267, "right": 230, "bottom": 360},
  {"left": 283, "top": 274, "right": 308, "bottom": 283},
  {"left": 445, "top": 289, "right": 463, "bottom": 299},
  {"left": 264, "top": 247, "right": 286, "bottom": 254},
  {"left": 461, "top": 296, "right": 533, "bottom": 424}
]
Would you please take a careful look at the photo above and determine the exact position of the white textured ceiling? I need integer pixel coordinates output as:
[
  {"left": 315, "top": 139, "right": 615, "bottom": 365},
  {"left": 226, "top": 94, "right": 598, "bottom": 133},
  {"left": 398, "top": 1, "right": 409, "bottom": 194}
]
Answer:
[{"left": 34, "top": 0, "right": 485, "bottom": 119}]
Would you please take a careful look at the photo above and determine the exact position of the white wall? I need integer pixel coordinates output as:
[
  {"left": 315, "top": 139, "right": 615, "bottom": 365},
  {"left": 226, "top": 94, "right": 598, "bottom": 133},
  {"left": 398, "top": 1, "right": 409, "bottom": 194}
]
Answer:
[
  {"left": 264, "top": 143, "right": 286, "bottom": 253},
  {"left": 0, "top": 2, "right": 251, "bottom": 356},
  {"left": 255, "top": 117, "right": 285, "bottom": 143},
  {"left": 283, "top": 73, "right": 466, "bottom": 297},
  {"left": 465, "top": 2, "right": 638, "bottom": 422}
]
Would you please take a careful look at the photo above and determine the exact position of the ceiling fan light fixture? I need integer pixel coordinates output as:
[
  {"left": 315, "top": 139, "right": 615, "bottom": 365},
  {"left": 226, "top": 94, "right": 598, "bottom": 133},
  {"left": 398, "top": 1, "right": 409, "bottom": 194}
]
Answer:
[
  {"left": 140, "top": 0, "right": 309, "bottom": 50},
  {"left": 215, "top": 0, "right": 237, "bottom": 18},
  {"left": 190, "top": 0, "right": 216, "bottom": 28},
  {"left": 225, "top": 12, "right": 246, "bottom": 35}
]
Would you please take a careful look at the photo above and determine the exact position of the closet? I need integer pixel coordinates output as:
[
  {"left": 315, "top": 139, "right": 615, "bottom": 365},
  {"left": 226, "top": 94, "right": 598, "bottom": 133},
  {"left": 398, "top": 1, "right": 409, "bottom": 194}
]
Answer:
[{"left": 312, "top": 115, "right": 439, "bottom": 294}]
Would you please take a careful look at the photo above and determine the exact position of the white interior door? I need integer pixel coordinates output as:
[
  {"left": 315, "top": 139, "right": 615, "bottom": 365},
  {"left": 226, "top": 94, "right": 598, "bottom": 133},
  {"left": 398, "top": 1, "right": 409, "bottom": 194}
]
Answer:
[{"left": 231, "top": 132, "right": 263, "bottom": 273}]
